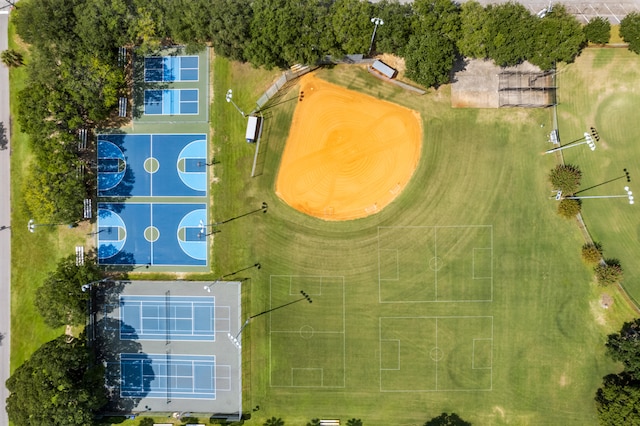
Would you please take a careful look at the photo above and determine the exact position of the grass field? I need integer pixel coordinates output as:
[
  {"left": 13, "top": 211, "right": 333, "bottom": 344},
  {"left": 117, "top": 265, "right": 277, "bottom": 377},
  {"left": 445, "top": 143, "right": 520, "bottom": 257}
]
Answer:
[
  {"left": 557, "top": 48, "right": 640, "bottom": 303},
  {"left": 210, "top": 59, "right": 639, "bottom": 425},
  {"left": 8, "top": 39, "right": 640, "bottom": 425}
]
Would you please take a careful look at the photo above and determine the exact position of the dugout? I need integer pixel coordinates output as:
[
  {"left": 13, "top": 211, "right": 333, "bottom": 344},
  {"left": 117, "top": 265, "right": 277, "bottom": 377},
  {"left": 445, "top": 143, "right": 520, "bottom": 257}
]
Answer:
[
  {"left": 371, "top": 60, "right": 397, "bottom": 79},
  {"left": 245, "top": 115, "right": 261, "bottom": 143}
]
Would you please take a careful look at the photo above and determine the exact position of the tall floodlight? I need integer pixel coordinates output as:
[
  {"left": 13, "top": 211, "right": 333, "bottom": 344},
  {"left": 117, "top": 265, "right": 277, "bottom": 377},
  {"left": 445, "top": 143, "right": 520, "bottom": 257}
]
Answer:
[
  {"left": 226, "top": 89, "right": 246, "bottom": 117},
  {"left": 368, "top": 17, "right": 384, "bottom": 56},
  {"left": 545, "top": 131, "right": 596, "bottom": 154},
  {"left": 565, "top": 186, "right": 634, "bottom": 205}
]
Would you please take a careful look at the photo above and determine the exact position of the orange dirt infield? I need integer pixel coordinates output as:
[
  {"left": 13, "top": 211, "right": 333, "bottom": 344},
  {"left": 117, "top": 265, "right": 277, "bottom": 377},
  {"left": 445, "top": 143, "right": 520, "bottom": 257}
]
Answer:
[{"left": 275, "top": 74, "right": 422, "bottom": 221}]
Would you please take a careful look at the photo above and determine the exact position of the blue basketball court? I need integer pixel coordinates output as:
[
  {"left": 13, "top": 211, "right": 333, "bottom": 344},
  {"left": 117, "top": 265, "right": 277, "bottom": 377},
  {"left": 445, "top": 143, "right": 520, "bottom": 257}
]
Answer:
[
  {"left": 120, "top": 295, "right": 219, "bottom": 341},
  {"left": 97, "top": 133, "right": 207, "bottom": 197},
  {"left": 97, "top": 203, "right": 208, "bottom": 266},
  {"left": 144, "top": 89, "right": 199, "bottom": 115},
  {"left": 120, "top": 353, "right": 217, "bottom": 399},
  {"left": 144, "top": 55, "right": 199, "bottom": 82}
]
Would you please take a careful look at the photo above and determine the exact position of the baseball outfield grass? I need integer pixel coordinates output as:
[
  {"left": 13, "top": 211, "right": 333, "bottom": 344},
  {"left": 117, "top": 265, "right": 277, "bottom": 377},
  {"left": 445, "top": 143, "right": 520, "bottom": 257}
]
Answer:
[
  {"left": 211, "top": 55, "right": 639, "bottom": 425},
  {"left": 557, "top": 48, "right": 640, "bottom": 305}
]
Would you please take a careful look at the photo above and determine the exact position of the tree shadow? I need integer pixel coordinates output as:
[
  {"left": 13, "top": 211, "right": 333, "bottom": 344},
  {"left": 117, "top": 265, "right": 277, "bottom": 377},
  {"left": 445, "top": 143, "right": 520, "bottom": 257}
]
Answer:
[
  {"left": 449, "top": 56, "right": 470, "bottom": 84},
  {"left": 0, "top": 332, "right": 4, "bottom": 346},
  {"left": 93, "top": 315, "right": 154, "bottom": 415},
  {"left": 130, "top": 48, "right": 170, "bottom": 120}
]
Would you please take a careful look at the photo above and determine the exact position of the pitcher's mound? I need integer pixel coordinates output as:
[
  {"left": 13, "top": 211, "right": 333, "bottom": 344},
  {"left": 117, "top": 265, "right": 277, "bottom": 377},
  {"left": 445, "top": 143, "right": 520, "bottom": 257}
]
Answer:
[{"left": 275, "top": 74, "right": 422, "bottom": 221}]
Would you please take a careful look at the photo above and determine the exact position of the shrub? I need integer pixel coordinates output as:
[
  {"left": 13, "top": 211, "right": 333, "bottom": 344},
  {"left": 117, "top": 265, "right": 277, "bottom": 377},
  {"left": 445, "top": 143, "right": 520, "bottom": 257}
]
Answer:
[
  {"left": 582, "top": 242, "right": 603, "bottom": 264},
  {"left": 594, "top": 259, "right": 624, "bottom": 286},
  {"left": 138, "top": 418, "right": 154, "bottom": 426},
  {"left": 549, "top": 164, "right": 582, "bottom": 195},
  {"left": 557, "top": 198, "right": 581, "bottom": 218}
]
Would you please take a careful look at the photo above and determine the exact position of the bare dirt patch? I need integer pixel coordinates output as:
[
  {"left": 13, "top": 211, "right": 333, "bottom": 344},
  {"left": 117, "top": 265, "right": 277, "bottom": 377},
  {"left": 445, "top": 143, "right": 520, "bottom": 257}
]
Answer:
[{"left": 275, "top": 74, "right": 422, "bottom": 221}]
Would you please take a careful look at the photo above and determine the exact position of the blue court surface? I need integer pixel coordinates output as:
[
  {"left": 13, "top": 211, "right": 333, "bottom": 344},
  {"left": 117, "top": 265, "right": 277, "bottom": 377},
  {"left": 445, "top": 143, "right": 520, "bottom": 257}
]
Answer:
[
  {"left": 97, "top": 133, "right": 207, "bottom": 197},
  {"left": 120, "top": 353, "right": 215, "bottom": 399},
  {"left": 120, "top": 295, "right": 215, "bottom": 341},
  {"left": 144, "top": 55, "right": 199, "bottom": 82},
  {"left": 97, "top": 203, "right": 207, "bottom": 266},
  {"left": 144, "top": 89, "right": 199, "bottom": 115}
]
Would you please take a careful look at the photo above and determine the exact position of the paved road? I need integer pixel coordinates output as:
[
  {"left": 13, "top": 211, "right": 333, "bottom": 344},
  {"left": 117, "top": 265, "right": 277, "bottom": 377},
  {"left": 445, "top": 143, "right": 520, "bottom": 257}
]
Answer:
[
  {"left": 0, "top": 5, "right": 11, "bottom": 425},
  {"left": 373, "top": 0, "right": 640, "bottom": 23}
]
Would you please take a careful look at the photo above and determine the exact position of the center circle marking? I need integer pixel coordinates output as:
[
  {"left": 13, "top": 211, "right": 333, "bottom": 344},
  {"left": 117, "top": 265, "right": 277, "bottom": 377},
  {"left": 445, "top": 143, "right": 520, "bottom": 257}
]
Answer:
[
  {"left": 429, "top": 257, "right": 443, "bottom": 271},
  {"left": 144, "top": 226, "right": 160, "bottom": 242},
  {"left": 300, "top": 325, "right": 314, "bottom": 339},
  {"left": 144, "top": 157, "right": 159, "bottom": 174},
  {"left": 430, "top": 347, "right": 444, "bottom": 361}
]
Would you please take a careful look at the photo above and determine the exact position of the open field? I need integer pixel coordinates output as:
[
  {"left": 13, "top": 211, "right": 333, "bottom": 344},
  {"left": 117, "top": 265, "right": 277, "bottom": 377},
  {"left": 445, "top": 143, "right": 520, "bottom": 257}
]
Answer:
[
  {"left": 557, "top": 48, "right": 640, "bottom": 302},
  {"left": 211, "top": 60, "right": 639, "bottom": 425}
]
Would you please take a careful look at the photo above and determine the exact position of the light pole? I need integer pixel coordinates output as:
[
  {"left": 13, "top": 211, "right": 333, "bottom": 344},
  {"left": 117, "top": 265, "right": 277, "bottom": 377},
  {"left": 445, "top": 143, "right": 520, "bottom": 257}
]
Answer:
[
  {"left": 368, "top": 17, "right": 384, "bottom": 56},
  {"left": 545, "top": 131, "right": 596, "bottom": 154},
  {"left": 226, "top": 89, "right": 246, "bottom": 117},
  {"left": 203, "top": 263, "right": 261, "bottom": 292},
  {"left": 565, "top": 186, "right": 634, "bottom": 205},
  {"left": 228, "top": 290, "right": 312, "bottom": 349},
  {"left": 574, "top": 168, "right": 631, "bottom": 195}
]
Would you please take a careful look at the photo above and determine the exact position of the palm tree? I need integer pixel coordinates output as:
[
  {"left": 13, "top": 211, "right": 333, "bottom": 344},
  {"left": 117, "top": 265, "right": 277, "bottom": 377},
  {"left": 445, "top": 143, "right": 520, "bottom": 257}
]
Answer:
[
  {"left": 347, "top": 419, "right": 363, "bottom": 426},
  {"left": 0, "top": 49, "right": 24, "bottom": 68},
  {"left": 307, "top": 419, "right": 321, "bottom": 426},
  {"left": 264, "top": 417, "right": 285, "bottom": 426}
]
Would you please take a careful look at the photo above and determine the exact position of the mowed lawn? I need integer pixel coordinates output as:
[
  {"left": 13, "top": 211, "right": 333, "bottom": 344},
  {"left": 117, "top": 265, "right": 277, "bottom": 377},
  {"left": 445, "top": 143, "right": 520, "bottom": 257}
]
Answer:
[
  {"left": 558, "top": 48, "right": 640, "bottom": 304},
  {"left": 212, "top": 60, "right": 635, "bottom": 425}
]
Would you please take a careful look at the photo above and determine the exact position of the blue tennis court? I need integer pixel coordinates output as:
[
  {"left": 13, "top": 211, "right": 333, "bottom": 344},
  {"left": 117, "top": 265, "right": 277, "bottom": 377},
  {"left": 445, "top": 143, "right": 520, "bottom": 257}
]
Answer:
[
  {"left": 120, "top": 295, "right": 216, "bottom": 341},
  {"left": 97, "top": 203, "right": 207, "bottom": 266},
  {"left": 144, "top": 56, "right": 199, "bottom": 82},
  {"left": 144, "top": 89, "right": 198, "bottom": 115},
  {"left": 97, "top": 133, "right": 207, "bottom": 197},
  {"left": 120, "top": 353, "right": 216, "bottom": 399}
]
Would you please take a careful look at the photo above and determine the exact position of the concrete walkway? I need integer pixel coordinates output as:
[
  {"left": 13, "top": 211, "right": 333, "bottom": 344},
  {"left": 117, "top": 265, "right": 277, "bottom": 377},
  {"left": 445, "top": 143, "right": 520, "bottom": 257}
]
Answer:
[{"left": 0, "top": 5, "right": 12, "bottom": 425}]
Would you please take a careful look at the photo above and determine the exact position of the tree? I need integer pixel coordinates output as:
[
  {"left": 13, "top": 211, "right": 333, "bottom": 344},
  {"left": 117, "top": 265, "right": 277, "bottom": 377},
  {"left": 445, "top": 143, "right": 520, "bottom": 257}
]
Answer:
[
  {"left": 373, "top": 0, "right": 415, "bottom": 55},
  {"left": 549, "top": 164, "right": 582, "bottom": 195},
  {"left": 330, "top": 0, "right": 374, "bottom": 55},
  {"left": 484, "top": 2, "right": 536, "bottom": 66},
  {"left": 605, "top": 319, "right": 640, "bottom": 375},
  {"left": 404, "top": 31, "right": 457, "bottom": 88},
  {"left": 528, "top": 6, "right": 585, "bottom": 70},
  {"left": 557, "top": 198, "right": 581, "bottom": 218},
  {"left": 347, "top": 419, "right": 363, "bottom": 426},
  {"left": 6, "top": 335, "right": 107, "bottom": 426},
  {"left": 457, "top": 1, "right": 489, "bottom": 58},
  {"left": 594, "top": 259, "right": 624, "bottom": 287},
  {"left": 138, "top": 418, "right": 155, "bottom": 426},
  {"left": 264, "top": 417, "right": 285, "bottom": 426},
  {"left": 1, "top": 49, "right": 24, "bottom": 67},
  {"left": 620, "top": 12, "right": 640, "bottom": 54},
  {"left": 34, "top": 254, "right": 104, "bottom": 328},
  {"left": 424, "top": 412, "right": 472, "bottom": 426},
  {"left": 596, "top": 373, "right": 640, "bottom": 425},
  {"left": 307, "top": 419, "right": 321, "bottom": 426},
  {"left": 581, "top": 242, "right": 603, "bottom": 264},
  {"left": 584, "top": 16, "right": 611, "bottom": 45},
  {"left": 12, "top": 0, "right": 82, "bottom": 50},
  {"left": 208, "top": 0, "right": 253, "bottom": 61}
]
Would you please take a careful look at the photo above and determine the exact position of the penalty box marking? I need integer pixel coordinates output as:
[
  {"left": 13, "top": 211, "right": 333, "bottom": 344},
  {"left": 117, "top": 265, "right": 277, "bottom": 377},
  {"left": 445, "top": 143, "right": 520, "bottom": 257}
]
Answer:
[
  {"left": 269, "top": 275, "right": 346, "bottom": 388},
  {"left": 378, "top": 225, "right": 493, "bottom": 303},
  {"left": 379, "top": 316, "right": 493, "bottom": 392}
]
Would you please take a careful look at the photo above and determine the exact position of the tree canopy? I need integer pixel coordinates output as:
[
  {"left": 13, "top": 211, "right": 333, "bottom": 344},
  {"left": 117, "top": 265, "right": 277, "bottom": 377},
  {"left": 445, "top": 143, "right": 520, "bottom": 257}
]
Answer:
[
  {"left": 549, "top": 164, "right": 582, "bottom": 195},
  {"left": 594, "top": 259, "right": 624, "bottom": 287},
  {"left": 621, "top": 12, "right": 640, "bottom": 54},
  {"left": 5, "top": 335, "right": 107, "bottom": 426},
  {"left": 584, "top": 16, "right": 611, "bottom": 45},
  {"left": 34, "top": 254, "right": 103, "bottom": 328},
  {"left": 424, "top": 412, "right": 472, "bottom": 426}
]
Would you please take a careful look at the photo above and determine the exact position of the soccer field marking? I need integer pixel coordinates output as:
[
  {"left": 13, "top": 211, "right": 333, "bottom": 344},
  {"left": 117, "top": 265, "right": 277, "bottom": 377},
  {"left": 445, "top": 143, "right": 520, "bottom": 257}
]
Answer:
[
  {"left": 291, "top": 368, "right": 324, "bottom": 387},
  {"left": 379, "top": 316, "right": 494, "bottom": 392},
  {"left": 378, "top": 249, "right": 399, "bottom": 281},
  {"left": 269, "top": 275, "right": 346, "bottom": 388},
  {"left": 378, "top": 225, "right": 493, "bottom": 303}
]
